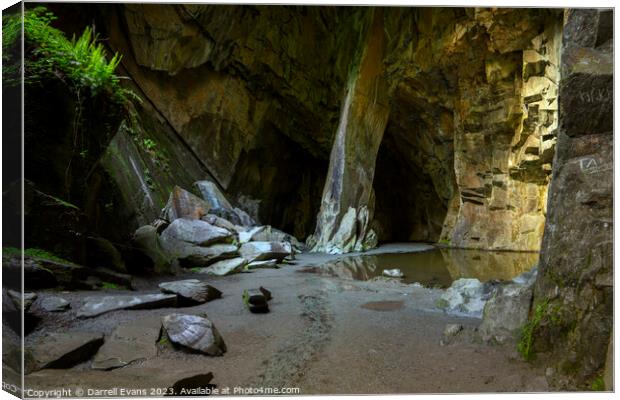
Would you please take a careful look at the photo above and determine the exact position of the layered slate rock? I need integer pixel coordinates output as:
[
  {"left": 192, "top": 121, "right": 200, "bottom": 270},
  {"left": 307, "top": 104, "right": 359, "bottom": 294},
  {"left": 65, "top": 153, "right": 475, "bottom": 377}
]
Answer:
[
  {"left": 159, "top": 279, "right": 222, "bottom": 304},
  {"left": 26, "top": 332, "right": 104, "bottom": 373},
  {"left": 162, "top": 314, "right": 226, "bottom": 356},
  {"left": 160, "top": 218, "right": 234, "bottom": 246},
  {"left": 77, "top": 294, "right": 177, "bottom": 318},
  {"left": 531, "top": 9, "right": 613, "bottom": 389},
  {"left": 200, "top": 257, "right": 247, "bottom": 276},
  {"left": 239, "top": 241, "right": 292, "bottom": 263},
  {"left": 92, "top": 317, "right": 162, "bottom": 370}
]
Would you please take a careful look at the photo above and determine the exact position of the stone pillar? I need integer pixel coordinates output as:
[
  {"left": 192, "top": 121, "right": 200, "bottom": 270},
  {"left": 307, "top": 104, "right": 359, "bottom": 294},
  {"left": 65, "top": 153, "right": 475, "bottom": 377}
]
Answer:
[
  {"left": 531, "top": 9, "right": 612, "bottom": 388},
  {"left": 309, "top": 9, "right": 389, "bottom": 254}
]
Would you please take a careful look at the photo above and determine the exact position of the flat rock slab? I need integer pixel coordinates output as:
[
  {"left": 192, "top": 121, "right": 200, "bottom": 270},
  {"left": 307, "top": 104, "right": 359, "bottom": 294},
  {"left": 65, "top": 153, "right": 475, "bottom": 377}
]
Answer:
[
  {"left": 77, "top": 294, "right": 177, "bottom": 318},
  {"left": 239, "top": 241, "right": 292, "bottom": 263},
  {"left": 39, "top": 296, "right": 70, "bottom": 312},
  {"left": 92, "top": 316, "right": 162, "bottom": 370},
  {"left": 162, "top": 314, "right": 226, "bottom": 356},
  {"left": 159, "top": 279, "right": 222, "bottom": 303},
  {"left": 161, "top": 218, "right": 234, "bottom": 246},
  {"left": 27, "top": 332, "right": 104, "bottom": 373},
  {"left": 201, "top": 257, "right": 247, "bottom": 276}
]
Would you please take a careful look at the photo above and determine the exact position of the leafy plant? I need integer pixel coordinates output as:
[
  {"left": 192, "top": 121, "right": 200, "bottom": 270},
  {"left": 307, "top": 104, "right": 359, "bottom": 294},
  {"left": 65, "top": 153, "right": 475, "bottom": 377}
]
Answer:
[
  {"left": 517, "top": 299, "right": 549, "bottom": 361},
  {"left": 591, "top": 376, "right": 605, "bottom": 391},
  {"left": 101, "top": 281, "right": 120, "bottom": 290}
]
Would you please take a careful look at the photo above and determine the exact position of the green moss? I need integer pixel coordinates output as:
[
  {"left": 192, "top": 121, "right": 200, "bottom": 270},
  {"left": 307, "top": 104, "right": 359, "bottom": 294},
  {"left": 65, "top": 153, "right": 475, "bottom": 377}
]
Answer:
[
  {"left": 3, "top": 247, "right": 75, "bottom": 264},
  {"left": 590, "top": 376, "right": 605, "bottom": 391},
  {"left": 101, "top": 281, "right": 120, "bottom": 289},
  {"left": 190, "top": 267, "right": 201, "bottom": 273}
]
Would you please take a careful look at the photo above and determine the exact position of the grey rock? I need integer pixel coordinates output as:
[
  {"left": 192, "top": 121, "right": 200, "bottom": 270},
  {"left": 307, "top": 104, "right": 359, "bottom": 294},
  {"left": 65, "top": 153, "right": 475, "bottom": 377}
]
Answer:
[
  {"left": 238, "top": 226, "right": 266, "bottom": 244},
  {"left": 77, "top": 294, "right": 177, "bottom": 318},
  {"left": 162, "top": 314, "right": 226, "bottom": 356},
  {"left": 159, "top": 279, "right": 222, "bottom": 303},
  {"left": 200, "top": 257, "right": 247, "bottom": 276},
  {"left": 245, "top": 259, "right": 279, "bottom": 270},
  {"left": 27, "top": 332, "right": 104, "bottom": 373},
  {"left": 92, "top": 317, "right": 162, "bottom": 370},
  {"left": 194, "top": 180, "right": 233, "bottom": 210},
  {"left": 174, "top": 244, "right": 240, "bottom": 268},
  {"left": 132, "top": 225, "right": 172, "bottom": 274},
  {"left": 243, "top": 288, "right": 271, "bottom": 313},
  {"left": 160, "top": 218, "right": 234, "bottom": 247},
  {"left": 444, "top": 324, "right": 463, "bottom": 338},
  {"left": 439, "top": 278, "right": 488, "bottom": 318},
  {"left": 201, "top": 214, "right": 237, "bottom": 233},
  {"left": 39, "top": 296, "right": 70, "bottom": 312},
  {"left": 161, "top": 186, "right": 211, "bottom": 222},
  {"left": 8, "top": 290, "right": 37, "bottom": 312},
  {"left": 239, "top": 241, "right": 292, "bottom": 263},
  {"left": 243, "top": 225, "right": 304, "bottom": 250},
  {"left": 479, "top": 283, "right": 533, "bottom": 343},
  {"left": 382, "top": 268, "right": 404, "bottom": 278}
]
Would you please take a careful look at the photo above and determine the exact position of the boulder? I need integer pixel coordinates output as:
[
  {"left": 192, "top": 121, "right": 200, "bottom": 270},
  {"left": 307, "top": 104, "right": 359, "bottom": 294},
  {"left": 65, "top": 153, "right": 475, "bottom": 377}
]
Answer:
[
  {"left": 239, "top": 241, "right": 292, "bottom": 263},
  {"left": 26, "top": 332, "right": 104, "bottom": 373},
  {"left": 3, "top": 256, "right": 57, "bottom": 290},
  {"left": 245, "top": 259, "right": 279, "bottom": 270},
  {"left": 161, "top": 186, "right": 211, "bottom": 222},
  {"left": 92, "top": 317, "right": 162, "bottom": 370},
  {"left": 132, "top": 225, "right": 172, "bottom": 274},
  {"left": 201, "top": 214, "right": 237, "bottom": 233},
  {"left": 194, "top": 180, "right": 233, "bottom": 210},
  {"left": 77, "top": 294, "right": 177, "bottom": 318},
  {"left": 171, "top": 244, "right": 239, "bottom": 268},
  {"left": 159, "top": 279, "right": 222, "bottom": 304},
  {"left": 444, "top": 324, "right": 463, "bottom": 338},
  {"left": 439, "top": 278, "right": 492, "bottom": 318},
  {"left": 162, "top": 313, "right": 226, "bottom": 356},
  {"left": 8, "top": 290, "right": 37, "bottom": 312},
  {"left": 479, "top": 282, "right": 534, "bottom": 343},
  {"left": 160, "top": 218, "right": 234, "bottom": 246},
  {"left": 246, "top": 225, "right": 304, "bottom": 250},
  {"left": 238, "top": 226, "right": 266, "bottom": 244},
  {"left": 200, "top": 257, "right": 247, "bottom": 276},
  {"left": 39, "top": 296, "right": 70, "bottom": 312},
  {"left": 382, "top": 269, "right": 404, "bottom": 278}
]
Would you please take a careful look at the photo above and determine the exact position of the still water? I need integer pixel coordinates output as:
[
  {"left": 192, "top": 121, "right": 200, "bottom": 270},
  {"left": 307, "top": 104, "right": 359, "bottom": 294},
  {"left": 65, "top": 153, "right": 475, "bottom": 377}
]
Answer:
[{"left": 309, "top": 248, "right": 538, "bottom": 288}]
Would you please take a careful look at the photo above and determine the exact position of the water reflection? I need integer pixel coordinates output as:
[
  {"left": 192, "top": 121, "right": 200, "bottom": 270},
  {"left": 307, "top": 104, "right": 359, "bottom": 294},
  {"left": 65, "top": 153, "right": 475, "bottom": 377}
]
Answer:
[{"left": 312, "top": 248, "right": 538, "bottom": 288}]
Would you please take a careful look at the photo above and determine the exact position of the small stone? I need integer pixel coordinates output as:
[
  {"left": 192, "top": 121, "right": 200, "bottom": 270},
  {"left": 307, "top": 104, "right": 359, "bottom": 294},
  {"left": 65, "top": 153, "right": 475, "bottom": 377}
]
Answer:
[
  {"left": 159, "top": 279, "right": 222, "bottom": 304},
  {"left": 239, "top": 241, "right": 292, "bottom": 263},
  {"left": 39, "top": 296, "right": 70, "bottom": 312},
  {"left": 444, "top": 324, "right": 463, "bottom": 338},
  {"left": 162, "top": 314, "right": 226, "bottom": 356},
  {"left": 243, "top": 289, "right": 269, "bottom": 313},
  {"left": 382, "top": 269, "right": 404, "bottom": 278}
]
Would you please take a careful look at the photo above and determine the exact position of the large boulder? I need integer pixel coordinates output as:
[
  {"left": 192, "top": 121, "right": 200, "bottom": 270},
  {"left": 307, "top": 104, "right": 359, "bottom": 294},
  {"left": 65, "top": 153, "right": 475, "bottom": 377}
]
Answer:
[
  {"left": 132, "top": 225, "right": 172, "bottom": 274},
  {"left": 438, "top": 278, "right": 496, "bottom": 318},
  {"left": 163, "top": 242, "right": 239, "bottom": 268},
  {"left": 162, "top": 313, "right": 226, "bottom": 356},
  {"left": 200, "top": 257, "right": 247, "bottom": 276},
  {"left": 77, "top": 294, "right": 177, "bottom": 318},
  {"left": 159, "top": 279, "right": 222, "bottom": 304},
  {"left": 479, "top": 283, "right": 534, "bottom": 343},
  {"left": 239, "top": 241, "right": 292, "bottom": 263},
  {"left": 161, "top": 186, "right": 211, "bottom": 222},
  {"left": 160, "top": 218, "right": 234, "bottom": 246}
]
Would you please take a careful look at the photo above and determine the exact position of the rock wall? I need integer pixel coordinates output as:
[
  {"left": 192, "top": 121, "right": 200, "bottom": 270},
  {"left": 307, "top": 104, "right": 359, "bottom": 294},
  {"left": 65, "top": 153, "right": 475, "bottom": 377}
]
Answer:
[{"left": 531, "top": 9, "right": 613, "bottom": 389}]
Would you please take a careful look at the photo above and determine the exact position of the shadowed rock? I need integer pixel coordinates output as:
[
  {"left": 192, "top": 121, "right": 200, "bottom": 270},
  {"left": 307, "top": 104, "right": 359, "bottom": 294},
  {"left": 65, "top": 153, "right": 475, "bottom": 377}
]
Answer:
[
  {"left": 161, "top": 186, "right": 211, "bottom": 221},
  {"left": 8, "top": 290, "right": 37, "bottom": 312},
  {"left": 159, "top": 279, "right": 222, "bottom": 303},
  {"left": 239, "top": 241, "right": 291, "bottom": 263},
  {"left": 26, "top": 332, "right": 104, "bottom": 373},
  {"left": 39, "top": 296, "right": 70, "bottom": 312},
  {"left": 92, "top": 317, "right": 162, "bottom": 370},
  {"left": 162, "top": 314, "right": 226, "bottom": 356},
  {"left": 77, "top": 294, "right": 177, "bottom": 318},
  {"left": 243, "top": 288, "right": 271, "bottom": 313}
]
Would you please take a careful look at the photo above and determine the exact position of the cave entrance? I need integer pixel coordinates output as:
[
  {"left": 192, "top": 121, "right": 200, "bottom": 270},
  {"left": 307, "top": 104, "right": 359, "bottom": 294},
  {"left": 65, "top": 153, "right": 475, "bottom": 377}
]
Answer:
[
  {"left": 372, "top": 122, "right": 450, "bottom": 244},
  {"left": 227, "top": 123, "right": 327, "bottom": 241}
]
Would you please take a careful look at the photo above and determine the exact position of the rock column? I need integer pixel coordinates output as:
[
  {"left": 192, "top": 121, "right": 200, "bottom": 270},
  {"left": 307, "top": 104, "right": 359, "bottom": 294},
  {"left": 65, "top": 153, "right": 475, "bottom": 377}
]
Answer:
[{"left": 310, "top": 9, "right": 389, "bottom": 254}]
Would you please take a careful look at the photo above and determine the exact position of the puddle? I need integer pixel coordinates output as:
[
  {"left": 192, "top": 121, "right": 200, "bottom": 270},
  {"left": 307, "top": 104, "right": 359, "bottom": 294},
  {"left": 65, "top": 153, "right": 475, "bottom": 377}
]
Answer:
[
  {"left": 360, "top": 301, "right": 404, "bottom": 312},
  {"left": 306, "top": 248, "right": 538, "bottom": 288}
]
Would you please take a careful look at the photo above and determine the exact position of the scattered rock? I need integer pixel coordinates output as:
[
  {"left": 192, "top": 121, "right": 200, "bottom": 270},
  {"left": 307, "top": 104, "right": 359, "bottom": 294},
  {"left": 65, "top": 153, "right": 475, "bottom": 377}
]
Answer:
[
  {"left": 200, "top": 257, "right": 247, "bottom": 276},
  {"left": 382, "top": 269, "right": 404, "bottom": 278},
  {"left": 151, "top": 218, "right": 170, "bottom": 234},
  {"left": 238, "top": 226, "right": 266, "bottom": 244},
  {"left": 8, "top": 290, "right": 37, "bottom": 311},
  {"left": 162, "top": 314, "right": 226, "bottom": 356},
  {"left": 161, "top": 218, "right": 234, "bottom": 247},
  {"left": 444, "top": 324, "right": 463, "bottom": 338},
  {"left": 27, "top": 332, "right": 104, "bottom": 373},
  {"left": 201, "top": 214, "right": 237, "bottom": 233},
  {"left": 39, "top": 296, "right": 70, "bottom": 312},
  {"left": 77, "top": 294, "right": 177, "bottom": 318},
  {"left": 243, "top": 289, "right": 270, "bottom": 313},
  {"left": 159, "top": 279, "right": 222, "bottom": 304},
  {"left": 479, "top": 282, "right": 534, "bottom": 343},
  {"left": 239, "top": 241, "right": 292, "bottom": 263},
  {"left": 246, "top": 225, "right": 304, "bottom": 250},
  {"left": 92, "top": 317, "right": 162, "bottom": 370},
  {"left": 132, "top": 225, "right": 172, "bottom": 274},
  {"left": 245, "top": 259, "right": 279, "bottom": 270},
  {"left": 194, "top": 180, "right": 233, "bottom": 210},
  {"left": 232, "top": 207, "right": 256, "bottom": 227},
  {"left": 439, "top": 278, "right": 489, "bottom": 318},
  {"left": 161, "top": 186, "right": 211, "bottom": 222}
]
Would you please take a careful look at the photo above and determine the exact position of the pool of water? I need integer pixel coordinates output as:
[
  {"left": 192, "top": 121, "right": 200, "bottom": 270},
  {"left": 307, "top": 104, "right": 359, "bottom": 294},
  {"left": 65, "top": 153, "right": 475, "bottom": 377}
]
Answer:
[{"left": 306, "top": 248, "right": 538, "bottom": 288}]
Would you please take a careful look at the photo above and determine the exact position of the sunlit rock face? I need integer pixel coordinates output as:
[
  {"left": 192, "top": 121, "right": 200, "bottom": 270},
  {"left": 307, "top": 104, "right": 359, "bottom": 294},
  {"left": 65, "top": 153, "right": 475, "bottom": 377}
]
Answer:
[
  {"left": 60, "top": 5, "right": 564, "bottom": 251},
  {"left": 532, "top": 9, "right": 613, "bottom": 389}
]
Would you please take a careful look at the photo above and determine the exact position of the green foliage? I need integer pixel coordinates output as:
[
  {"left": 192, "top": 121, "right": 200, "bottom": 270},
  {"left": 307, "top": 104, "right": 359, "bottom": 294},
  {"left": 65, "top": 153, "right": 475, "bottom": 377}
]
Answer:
[
  {"left": 3, "top": 247, "right": 73, "bottom": 264},
  {"left": 3, "top": 6, "right": 134, "bottom": 103},
  {"left": 142, "top": 138, "right": 156, "bottom": 151},
  {"left": 590, "top": 376, "right": 605, "bottom": 391},
  {"left": 517, "top": 299, "right": 549, "bottom": 361},
  {"left": 242, "top": 289, "right": 250, "bottom": 306},
  {"left": 158, "top": 335, "right": 170, "bottom": 345},
  {"left": 101, "top": 281, "right": 120, "bottom": 289},
  {"left": 190, "top": 267, "right": 202, "bottom": 273}
]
